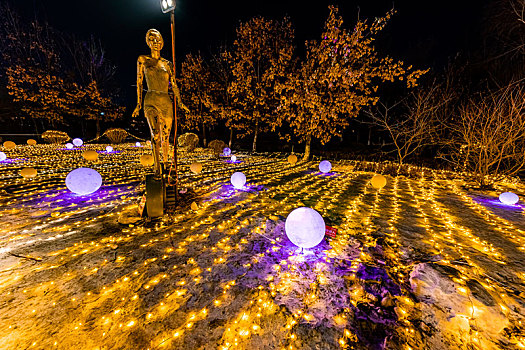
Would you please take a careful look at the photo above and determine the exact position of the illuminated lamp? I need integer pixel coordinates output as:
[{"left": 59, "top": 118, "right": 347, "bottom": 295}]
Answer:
[
  {"left": 223, "top": 147, "right": 231, "bottom": 156},
  {"left": 0, "top": 152, "right": 6, "bottom": 161},
  {"left": 288, "top": 154, "right": 298, "bottom": 165},
  {"left": 190, "top": 162, "right": 202, "bottom": 174},
  {"left": 3, "top": 141, "right": 16, "bottom": 149},
  {"left": 135, "top": 142, "right": 141, "bottom": 147},
  {"left": 20, "top": 167, "right": 37, "bottom": 178},
  {"left": 106, "top": 146, "right": 114, "bottom": 152},
  {"left": 72, "top": 138, "right": 83, "bottom": 147},
  {"left": 140, "top": 154, "right": 154, "bottom": 166},
  {"left": 161, "top": 0, "right": 175, "bottom": 13},
  {"left": 231, "top": 171, "right": 246, "bottom": 189},
  {"left": 285, "top": 207, "right": 325, "bottom": 249},
  {"left": 371, "top": 174, "right": 387, "bottom": 189},
  {"left": 499, "top": 192, "right": 519, "bottom": 205},
  {"left": 65, "top": 143, "right": 74, "bottom": 149},
  {"left": 231, "top": 155, "right": 237, "bottom": 162},
  {"left": 83, "top": 150, "right": 99, "bottom": 161},
  {"left": 319, "top": 160, "right": 332, "bottom": 173},
  {"left": 27, "top": 139, "right": 37, "bottom": 146},
  {"left": 65, "top": 168, "right": 102, "bottom": 195}
]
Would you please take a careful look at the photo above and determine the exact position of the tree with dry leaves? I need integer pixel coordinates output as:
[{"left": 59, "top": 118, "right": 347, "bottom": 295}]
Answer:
[
  {"left": 0, "top": 4, "right": 122, "bottom": 130},
  {"left": 207, "top": 49, "right": 243, "bottom": 148},
  {"left": 229, "top": 16, "right": 295, "bottom": 151},
  {"left": 179, "top": 52, "right": 218, "bottom": 146},
  {"left": 277, "top": 6, "right": 427, "bottom": 160}
]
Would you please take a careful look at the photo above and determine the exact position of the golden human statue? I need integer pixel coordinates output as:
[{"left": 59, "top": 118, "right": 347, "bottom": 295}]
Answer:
[{"left": 132, "top": 29, "right": 188, "bottom": 177}]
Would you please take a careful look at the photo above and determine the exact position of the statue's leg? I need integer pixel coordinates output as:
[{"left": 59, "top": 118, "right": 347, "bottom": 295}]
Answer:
[
  {"left": 160, "top": 106, "right": 174, "bottom": 164},
  {"left": 144, "top": 106, "right": 162, "bottom": 177}
]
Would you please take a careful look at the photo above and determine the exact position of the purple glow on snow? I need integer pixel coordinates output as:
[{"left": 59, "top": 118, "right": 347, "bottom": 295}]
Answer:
[
  {"left": 472, "top": 195, "right": 523, "bottom": 211},
  {"left": 0, "top": 158, "right": 27, "bottom": 164},
  {"left": 208, "top": 183, "right": 265, "bottom": 201}
]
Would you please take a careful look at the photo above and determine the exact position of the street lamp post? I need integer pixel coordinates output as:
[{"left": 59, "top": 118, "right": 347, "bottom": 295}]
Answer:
[{"left": 160, "top": 0, "right": 178, "bottom": 197}]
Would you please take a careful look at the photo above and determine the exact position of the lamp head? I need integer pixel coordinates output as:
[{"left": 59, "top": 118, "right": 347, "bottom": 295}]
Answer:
[{"left": 161, "top": 0, "right": 175, "bottom": 13}]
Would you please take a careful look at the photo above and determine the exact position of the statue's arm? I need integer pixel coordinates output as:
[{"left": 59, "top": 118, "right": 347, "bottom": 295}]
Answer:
[{"left": 132, "top": 57, "right": 145, "bottom": 118}]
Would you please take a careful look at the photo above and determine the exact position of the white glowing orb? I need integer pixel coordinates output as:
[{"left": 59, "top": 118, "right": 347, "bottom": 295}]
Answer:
[
  {"left": 231, "top": 155, "right": 237, "bottom": 162},
  {"left": 231, "top": 171, "right": 246, "bottom": 189},
  {"left": 65, "top": 143, "right": 74, "bottom": 149},
  {"left": 135, "top": 142, "right": 141, "bottom": 147},
  {"left": 73, "top": 138, "right": 83, "bottom": 147},
  {"left": 106, "top": 146, "right": 114, "bottom": 152},
  {"left": 0, "top": 152, "right": 6, "bottom": 161},
  {"left": 499, "top": 192, "right": 519, "bottom": 205},
  {"left": 319, "top": 160, "right": 332, "bottom": 173},
  {"left": 65, "top": 168, "right": 102, "bottom": 195},
  {"left": 285, "top": 207, "right": 325, "bottom": 249},
  {"left": 223, "top": 147, "right": 231, "bottom": 156}
]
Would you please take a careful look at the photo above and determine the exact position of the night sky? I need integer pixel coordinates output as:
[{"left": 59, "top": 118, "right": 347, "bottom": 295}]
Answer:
[{"left": 11, "top": 0, "right": 488, "bottom": 108}]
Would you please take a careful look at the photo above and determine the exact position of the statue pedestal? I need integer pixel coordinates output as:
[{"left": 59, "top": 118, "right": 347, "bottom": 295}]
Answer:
[
  {"left": 145, "top": 165, "right": 179, "bottom": 217},
  {"left": 145, "top": 174, "right": 165, "bottom": 217}
]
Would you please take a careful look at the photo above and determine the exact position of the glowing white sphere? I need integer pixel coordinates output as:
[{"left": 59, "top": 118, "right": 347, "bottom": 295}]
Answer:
[
  {"left": 231, "top": 155, "right": 237, "bottom": 162},
  {"left": 223, "top": 147, "right": 231, "bottom": 156},
  {"left": 499, "top": 192, "right": 519, "bottom": 205},
  {"left": 319, "top": 160, "right": 332, "bottom": 173},
  {"left": 73, "top": 138, "right": 83, "bottom": 147},
  {"left": 231, "top": 172, "right": 246, "bottom": 189},
  {"left": 65, "top": 143, "right": 74, "bottom": 149},
  {"left": 0, "top": 152, "right": 6, "bottom": 161},
  {"left": 106, "top": 145, "right": 113, "bottom": 152},
  {"left": 285, "top": 207, "right": 325, "bottom": 249},
  {"left": 135, "top": 142, "right": 141, "bottom": 147},
  {"left": 65, "top": 168, "right": 102, "bottom": 195}
]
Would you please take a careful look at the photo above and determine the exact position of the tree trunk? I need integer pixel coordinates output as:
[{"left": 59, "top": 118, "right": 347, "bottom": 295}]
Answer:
[
  {"left": 229, "top": 128, "right": 233, "bottom": 148},
  {"left": 397, "top": 149, "right": 403, "bottom": 167},
  {"left": 96, "top": 118, "right": 101, "bottom": 139},
  {"left": 31, "top": 117, "right": 39, "bottom": 135},
  {"left": 252, "top": 118, "right": 259, "bottom": 152},
  {"left": 368, "top": 128, "right": 372, "bottom": 146},
  {"left": 202, "top": 122, "right": 207, "bottom": 147},
  {"left": 302, "top": 135, "right": 312, "bottom": 161}
]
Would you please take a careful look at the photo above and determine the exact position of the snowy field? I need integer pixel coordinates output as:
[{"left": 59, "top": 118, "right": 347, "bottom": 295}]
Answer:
[{"left": 0, "top": 143, "right": 524, "bottom": 349}]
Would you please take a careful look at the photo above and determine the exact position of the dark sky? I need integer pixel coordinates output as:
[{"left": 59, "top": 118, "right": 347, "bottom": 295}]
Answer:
[{"left": 11, "top": 0, "right": 488, "bottom": 107}]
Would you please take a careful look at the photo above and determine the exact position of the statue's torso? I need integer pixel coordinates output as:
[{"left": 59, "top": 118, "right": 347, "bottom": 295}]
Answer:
[
  {"left": 141, "top": 56, "right": 172, "bottom": 109},
  {"left": 143, "top": 57, "right": 171, "bottom": 94}
]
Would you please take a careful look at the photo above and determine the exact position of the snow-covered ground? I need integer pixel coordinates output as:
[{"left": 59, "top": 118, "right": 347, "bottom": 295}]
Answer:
[{"left": 0, "top": 143, "right": 524, "bottom": 349}]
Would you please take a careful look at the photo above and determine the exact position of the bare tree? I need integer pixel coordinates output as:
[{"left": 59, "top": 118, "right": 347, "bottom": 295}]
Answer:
[
  {"left": 446, "top": 83, "right": 525, "bottom": 186},
  {"left": 484, "top": 0, "right": 525, "bottom": 83},
  {"left": 367, "top": 82, "right": 448, "bottom": 166}
]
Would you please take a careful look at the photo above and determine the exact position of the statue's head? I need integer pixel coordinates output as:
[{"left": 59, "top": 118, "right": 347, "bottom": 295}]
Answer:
[{"left": 146, "top": 29, "right": 163, "bottom": 52}]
